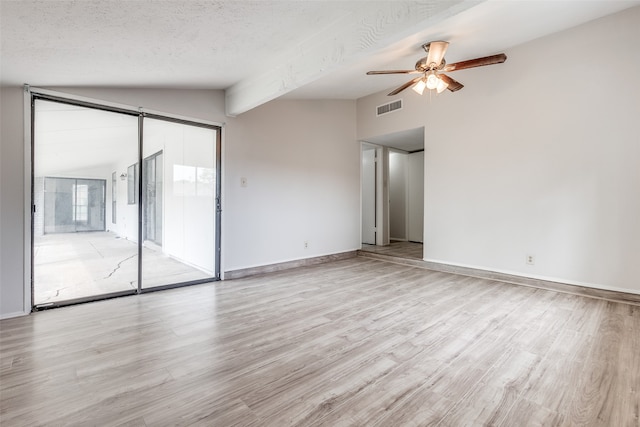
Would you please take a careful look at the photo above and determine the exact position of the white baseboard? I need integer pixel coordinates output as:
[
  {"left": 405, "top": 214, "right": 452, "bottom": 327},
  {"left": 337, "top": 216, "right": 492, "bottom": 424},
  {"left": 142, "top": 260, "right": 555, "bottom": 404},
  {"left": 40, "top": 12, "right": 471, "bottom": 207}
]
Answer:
[
  {"left": 358, "top": 251, "right": 640, "bottom": 306},
  {"left": 423, "top": 257, "right": 640, "bottom": 297},
  {"left": 225, "top": 250, "right": 358, "bottom": 280},
  {"left": 0, "top": 310, "right": 29, "bottom": 320}
]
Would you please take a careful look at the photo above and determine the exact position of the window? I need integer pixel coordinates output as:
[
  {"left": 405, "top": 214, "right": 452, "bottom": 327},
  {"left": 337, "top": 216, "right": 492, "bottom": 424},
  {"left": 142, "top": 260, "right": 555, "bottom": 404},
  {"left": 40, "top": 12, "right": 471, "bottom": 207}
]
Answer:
[
  {"left": 127, "top": 163, "right": 138, "bottom": 204},
  {"left": 72, "top": 184, "right": 89, "bottom": 222},
  {"left": 111, "top": 172, "right": 117, "bottom": 223},
  {"left": 173, "top": 165, "right": 215, "bottom": 196}
]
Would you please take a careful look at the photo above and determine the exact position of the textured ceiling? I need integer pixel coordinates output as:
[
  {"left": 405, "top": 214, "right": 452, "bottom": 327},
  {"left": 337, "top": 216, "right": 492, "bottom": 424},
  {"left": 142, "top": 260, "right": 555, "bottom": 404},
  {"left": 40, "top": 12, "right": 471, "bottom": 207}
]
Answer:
[
  {"left": 2, "top": 0, "right": 639, "bottom": 116},
  {"left": 1, "top": 0, "right": 362, "bottom": 88}
]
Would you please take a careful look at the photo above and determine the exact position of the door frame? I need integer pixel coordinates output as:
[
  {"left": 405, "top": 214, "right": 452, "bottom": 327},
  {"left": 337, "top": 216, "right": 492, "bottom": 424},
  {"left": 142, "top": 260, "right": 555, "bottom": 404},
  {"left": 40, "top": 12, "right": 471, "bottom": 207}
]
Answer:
[
  {"left": 25, "top": 87, "right": 223, "bottom": 311},
  {"left": 360, "top": 141, "right": 389, "bottom": 247},
  {"left": 361, "top": 143, "right": 377, "bottom": 245}
]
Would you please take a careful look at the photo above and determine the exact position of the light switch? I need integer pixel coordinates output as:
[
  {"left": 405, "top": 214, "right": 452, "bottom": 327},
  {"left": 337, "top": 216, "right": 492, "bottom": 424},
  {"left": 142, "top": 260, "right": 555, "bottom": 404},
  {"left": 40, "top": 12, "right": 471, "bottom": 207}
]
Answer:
[{"left": 240, "top": 177, "right": 248, "bottom": 187}]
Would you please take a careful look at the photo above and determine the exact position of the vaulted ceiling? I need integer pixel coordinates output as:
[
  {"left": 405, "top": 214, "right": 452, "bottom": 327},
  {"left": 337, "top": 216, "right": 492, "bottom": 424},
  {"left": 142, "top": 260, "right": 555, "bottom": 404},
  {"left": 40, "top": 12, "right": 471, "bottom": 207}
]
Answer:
[{"left": 2, "top": 0, "right": 639, "bottom": 116}]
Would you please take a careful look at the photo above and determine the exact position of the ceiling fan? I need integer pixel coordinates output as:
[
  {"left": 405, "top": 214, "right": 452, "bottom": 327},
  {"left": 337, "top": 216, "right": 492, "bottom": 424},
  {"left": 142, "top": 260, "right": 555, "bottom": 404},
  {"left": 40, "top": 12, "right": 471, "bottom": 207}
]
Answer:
[{"left": 367, "top": 41, "right": 507, "bottom": 96}]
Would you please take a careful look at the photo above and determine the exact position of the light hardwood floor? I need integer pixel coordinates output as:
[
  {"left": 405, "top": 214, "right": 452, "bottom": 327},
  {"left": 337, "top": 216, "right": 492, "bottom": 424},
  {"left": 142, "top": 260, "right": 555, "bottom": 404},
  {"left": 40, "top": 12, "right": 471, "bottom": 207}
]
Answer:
[
  {"left": 1, "top": 257, "right": 638, "bottom": 426},
  {"left": 361, "top": 241, "right": 423, "bottom": 260}
]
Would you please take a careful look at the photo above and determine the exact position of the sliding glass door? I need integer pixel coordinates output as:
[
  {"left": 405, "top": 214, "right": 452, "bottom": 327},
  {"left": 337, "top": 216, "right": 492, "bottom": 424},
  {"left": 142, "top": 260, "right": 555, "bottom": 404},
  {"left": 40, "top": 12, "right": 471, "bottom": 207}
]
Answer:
[
  {"left": 33, "top": 99, "right": 139, "bottom": 306},
  {"left": 43, "top": 177, "right": 106, "bottom": 233},
  {"left": 32, "top": 94, "right": 221, "bottom": 309},
  {"left": 141, "top": 117, "right": 218, "bottom": 289}
]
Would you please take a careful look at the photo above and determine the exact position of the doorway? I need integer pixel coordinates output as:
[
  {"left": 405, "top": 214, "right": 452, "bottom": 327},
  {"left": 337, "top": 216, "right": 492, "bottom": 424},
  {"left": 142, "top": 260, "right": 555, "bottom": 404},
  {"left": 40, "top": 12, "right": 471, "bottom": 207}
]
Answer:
[{"left": 360, "top": 127, "right": 425, "bottom": 261}]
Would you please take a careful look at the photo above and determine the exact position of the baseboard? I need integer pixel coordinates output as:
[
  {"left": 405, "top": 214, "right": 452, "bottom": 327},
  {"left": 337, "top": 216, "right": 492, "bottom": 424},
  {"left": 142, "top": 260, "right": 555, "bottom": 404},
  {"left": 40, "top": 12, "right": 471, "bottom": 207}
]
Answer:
[
  {"left": 0, "top": 310, "right": 29, "bottom": 320},
  {"left": 357, "top": 250, "right": 640, "bottom": 306},
  {"left": 224, "top": 251, "right": 358, "bottom": 280}
]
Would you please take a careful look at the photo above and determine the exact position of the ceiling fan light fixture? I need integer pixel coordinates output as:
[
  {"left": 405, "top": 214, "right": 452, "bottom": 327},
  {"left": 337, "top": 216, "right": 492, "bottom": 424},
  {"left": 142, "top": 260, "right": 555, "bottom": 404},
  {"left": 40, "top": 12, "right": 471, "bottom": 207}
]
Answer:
[
  {"left": 368, "top": 40, "right": 507, "bottom": 97},
  {"left": 426, "top": 72, "right": 439, "bottom": 90},
  {"left": 412, "top": 78, "right": 427, "bottom": 95},
  {"left": 436, "top": 77, "right": 449, "bottom": 93}
]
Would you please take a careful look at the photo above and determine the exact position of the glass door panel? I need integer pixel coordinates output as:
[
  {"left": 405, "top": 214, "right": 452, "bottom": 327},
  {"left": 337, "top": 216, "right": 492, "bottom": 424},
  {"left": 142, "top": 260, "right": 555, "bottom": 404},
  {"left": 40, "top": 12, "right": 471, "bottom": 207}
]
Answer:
[
  {"left": 43, "top": 177, "right": 106, "bottom": 233},
  {"left": 43, "top": 177, "right": 75, "bottom": 234},
  {"left": 141, "top": 117, "right": 217, "bottom": 288},
  {"left": 75, "top": 178, "right": 106, "bottom": 232},
  {"left": 33, "top": 99, "right": 139, "bottom": 306}
]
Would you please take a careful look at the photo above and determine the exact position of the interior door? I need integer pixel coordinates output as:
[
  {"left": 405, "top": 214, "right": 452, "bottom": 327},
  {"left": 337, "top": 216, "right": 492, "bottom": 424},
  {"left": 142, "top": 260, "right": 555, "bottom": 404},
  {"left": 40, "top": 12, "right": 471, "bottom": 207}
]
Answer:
[
  {"left": 407, "top": 151, "right": 424, "bottom": 243},
  {"left": 361, "top": 147, "right": 376, "bottom": 245}
]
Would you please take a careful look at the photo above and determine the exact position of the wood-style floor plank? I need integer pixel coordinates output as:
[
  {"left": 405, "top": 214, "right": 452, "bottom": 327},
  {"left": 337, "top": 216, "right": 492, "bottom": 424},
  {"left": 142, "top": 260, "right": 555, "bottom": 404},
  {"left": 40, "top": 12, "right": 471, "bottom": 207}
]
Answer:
[{"left": 1, "top": 257, "right": 639, "bottom": 426}]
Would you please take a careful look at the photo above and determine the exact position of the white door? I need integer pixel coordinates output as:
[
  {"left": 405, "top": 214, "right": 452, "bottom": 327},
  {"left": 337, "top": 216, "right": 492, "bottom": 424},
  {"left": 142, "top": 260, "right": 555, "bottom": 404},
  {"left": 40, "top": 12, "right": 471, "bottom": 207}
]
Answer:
[
  {"left": 361, "top": 148, "right": 376, "bottom": 245},
  {"left": 407, "top": 151, "right": 424, "bottom": 243}
]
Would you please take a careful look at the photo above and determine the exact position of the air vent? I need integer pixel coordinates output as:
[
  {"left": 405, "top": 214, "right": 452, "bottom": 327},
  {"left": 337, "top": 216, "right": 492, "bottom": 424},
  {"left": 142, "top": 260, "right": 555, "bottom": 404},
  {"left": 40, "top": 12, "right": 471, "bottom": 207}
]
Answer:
[{"left": 376, "top": 99, "right": 402, "bottom": 116}]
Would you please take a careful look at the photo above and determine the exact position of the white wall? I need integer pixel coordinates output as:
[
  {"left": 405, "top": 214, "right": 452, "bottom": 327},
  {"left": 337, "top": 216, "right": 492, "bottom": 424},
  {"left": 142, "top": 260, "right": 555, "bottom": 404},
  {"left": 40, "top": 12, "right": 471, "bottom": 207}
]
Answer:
[
  {"left": 109, "top": 158, "right": 139, "bottom": 242},
  {"left": 0, "top": 86, "right": 26, "bottom": 318},
  {"left": 377, "top": 147, "right": 390, "bottom": 246},
  {"left": 357, "top": 7, "right": 640, "bottom": 294},
  {"left": 224, "top": 99, "right": 360, "bottom": 270},
  {"left": 0, "top": 87, "right": 360, "bottom": 317},
  {"left": 407, "top": 151, "right": 424, "bottom": 243}
]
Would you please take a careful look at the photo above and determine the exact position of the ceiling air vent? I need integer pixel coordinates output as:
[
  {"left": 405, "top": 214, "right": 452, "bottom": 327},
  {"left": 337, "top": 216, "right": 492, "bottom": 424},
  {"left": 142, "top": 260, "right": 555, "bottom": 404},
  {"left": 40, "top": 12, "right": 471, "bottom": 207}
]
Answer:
[{"left": 376, "top": 99, "right": 402, "bottom": 116}]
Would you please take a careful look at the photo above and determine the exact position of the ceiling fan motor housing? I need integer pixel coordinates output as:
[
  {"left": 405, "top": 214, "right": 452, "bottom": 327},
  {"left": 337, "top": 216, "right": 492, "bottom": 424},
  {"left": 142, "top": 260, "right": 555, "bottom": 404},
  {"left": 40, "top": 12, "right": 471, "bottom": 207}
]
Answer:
[{"left": 415, "top": 56, "right": 446, "bottom": 72}]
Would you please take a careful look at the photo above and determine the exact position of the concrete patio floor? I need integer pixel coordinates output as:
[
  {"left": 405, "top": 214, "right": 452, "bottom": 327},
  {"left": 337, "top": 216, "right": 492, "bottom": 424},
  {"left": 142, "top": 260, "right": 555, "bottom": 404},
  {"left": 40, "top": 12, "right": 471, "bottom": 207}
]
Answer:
[{"left": 34, "top": 231, "right": 214, "bottom": 305}]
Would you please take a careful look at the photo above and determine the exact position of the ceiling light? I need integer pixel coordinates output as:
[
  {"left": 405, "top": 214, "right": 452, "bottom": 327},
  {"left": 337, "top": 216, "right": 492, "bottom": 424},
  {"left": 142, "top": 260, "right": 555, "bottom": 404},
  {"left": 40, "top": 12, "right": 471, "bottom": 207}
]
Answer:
[
  {"left": 412, "top": 78, "right": 426, "bottom": 95},
  {"left": 436, "top": 78, "right": 449, "bottom": 94},
  {"left": 426, "top": 72, "right": 439, "bottom": 90}
]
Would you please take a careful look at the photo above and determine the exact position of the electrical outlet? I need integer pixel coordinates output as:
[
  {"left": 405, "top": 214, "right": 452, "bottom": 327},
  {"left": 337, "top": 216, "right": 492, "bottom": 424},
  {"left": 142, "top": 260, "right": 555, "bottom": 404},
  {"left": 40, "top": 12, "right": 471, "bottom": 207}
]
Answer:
[
  {"left": 526, "top": 254, "right": 535, "bottom": 265},
  {"left": 304, "top": 241, "right": 308, "bottom": 249}
]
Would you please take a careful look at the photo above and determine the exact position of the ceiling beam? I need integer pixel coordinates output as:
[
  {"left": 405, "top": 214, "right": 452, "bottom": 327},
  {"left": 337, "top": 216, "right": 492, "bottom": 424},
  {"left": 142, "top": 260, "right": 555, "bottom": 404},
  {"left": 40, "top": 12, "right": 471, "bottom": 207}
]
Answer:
[{"left": 224, "top": 0, "right": 484, "bottom": 116}]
